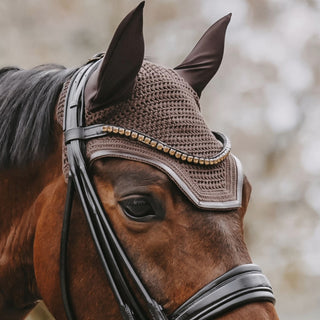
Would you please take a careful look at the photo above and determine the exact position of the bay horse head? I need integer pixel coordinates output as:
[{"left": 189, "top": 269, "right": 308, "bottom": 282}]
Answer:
[{"left": 0, "top": 2, "right": 279, "bottom": 319}]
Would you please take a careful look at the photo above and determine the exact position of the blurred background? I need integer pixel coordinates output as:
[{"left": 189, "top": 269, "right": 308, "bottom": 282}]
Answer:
[{"left": 1, "top": 0, "right": 319, "bottom": 319}]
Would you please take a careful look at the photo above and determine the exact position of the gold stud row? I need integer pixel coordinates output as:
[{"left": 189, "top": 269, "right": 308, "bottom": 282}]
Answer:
[{"left": 101, "top": 125, "right": 231, "bottom": 166}]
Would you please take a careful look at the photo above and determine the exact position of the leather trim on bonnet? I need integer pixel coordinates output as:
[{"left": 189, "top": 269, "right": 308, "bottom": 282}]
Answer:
[{"left": 89, "top": 150, "right": 243, "bottom": 210}]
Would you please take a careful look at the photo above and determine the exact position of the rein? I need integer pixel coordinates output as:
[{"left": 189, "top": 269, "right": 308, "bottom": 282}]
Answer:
[{"left": 60, "top": 58, "right": 275, "bottom": 319}]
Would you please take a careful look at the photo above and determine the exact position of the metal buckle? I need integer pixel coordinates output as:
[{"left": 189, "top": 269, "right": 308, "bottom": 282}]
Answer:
[{"left": 87, "top": 52, "right": 105, "bottom": 64}]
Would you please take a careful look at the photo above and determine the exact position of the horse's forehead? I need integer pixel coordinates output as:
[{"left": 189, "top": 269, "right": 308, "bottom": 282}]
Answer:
[{"left": 58, "top": 61, "right": 243, "bottom": 210}]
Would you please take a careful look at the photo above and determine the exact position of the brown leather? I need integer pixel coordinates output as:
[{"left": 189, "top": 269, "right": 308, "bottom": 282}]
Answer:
[
  {"left": 174, "top": 14, "right": 231, "bottom": 97},
  {"left": 85, "top": 2, "right": 145, "bottom": 112}
]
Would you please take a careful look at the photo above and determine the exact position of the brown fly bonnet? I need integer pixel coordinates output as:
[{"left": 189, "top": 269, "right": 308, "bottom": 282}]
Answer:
[{"left": 58, "top": 3, "right": 243, "bottom": 210}]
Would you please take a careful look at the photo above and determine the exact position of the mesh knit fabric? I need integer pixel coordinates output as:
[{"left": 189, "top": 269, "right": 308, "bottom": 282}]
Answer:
[{"left": 57, "top": 61, "right": 242, "bottom": 209}]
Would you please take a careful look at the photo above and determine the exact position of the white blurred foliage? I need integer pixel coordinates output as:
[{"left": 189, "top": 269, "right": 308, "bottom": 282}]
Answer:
[
  {"left": 201, "top": 0, "right": 249, "bottom": 27},
  {"left": 302, "top": 143, "right": 320, "bottom": 174},
  {"left": 305, "top": 183, "right": 320, "bottom": 214},
  {"left": 279, "top": 59, "right": 314, "bottom": 92},
  {"left": 265, "top": 85, "right": 300, "bottom": 133},
  {"left": 302, "top": 223, "right": 320, "bottom": 275}
]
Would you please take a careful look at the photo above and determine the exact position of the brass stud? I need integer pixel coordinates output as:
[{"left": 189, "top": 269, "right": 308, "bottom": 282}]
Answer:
[
  {"left": 107, "top": 125, "right": 113, "bottom": 133},
  {"left": 150, "top": 140, "right": 157, "bottom": 148},
  {"left": 144, "top": 137, "right": 151, "bottom": 144},
  {"left": 181, "top": 154, "right": 187, "bottom": 161},
  {"left": 119, "top": 128, "right": 125, "bottom": 135},
  {"left": 187, "top": 156, "right": 193, "bottom": 163},
  {"left": 163, "top": 146, "right": 170, "bottom": 153},
  {"left": 204, "top": 159, "right": 210, "bottom": 165},
  {"left": 175, "top": 152, "right": 182, "bottom": 159},
  {"left": 199, "top": 158, "right": 205, "bottom": 165},
  {"left": 125, "top": 129, "right": 131, "bottom": 136},
  {"left": 138, "top": 134, "right": 145, "bottom": 141},
  {"left": 210, "top": 159, "right": 215, "bottom": 165},
  {"left": 193, "top": 157, "right": 199, "bottom": 164},
  {"left": 131, "top": 131, "right": 138, "bottom": 139},
  {"left": 102, "top": 126, "right": 108, "bottom": 132},
  {"left": 157, "top": 143, "right": 163, "bottom": 151},
  {"left": 169, "top": 149, "right": 176, "bottom": 156},
  {"left": 112, "top": 127, "right": 119, "bottom": 134}
]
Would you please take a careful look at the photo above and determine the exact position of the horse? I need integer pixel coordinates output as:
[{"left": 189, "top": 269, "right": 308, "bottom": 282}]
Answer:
[{"left": 0, "top": 2, "right": 279, "bottom": 320}]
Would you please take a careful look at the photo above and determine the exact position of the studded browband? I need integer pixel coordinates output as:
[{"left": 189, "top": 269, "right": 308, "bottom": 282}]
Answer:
[{"left": 65, "top": 124, "right": 231, "bottom": 166}]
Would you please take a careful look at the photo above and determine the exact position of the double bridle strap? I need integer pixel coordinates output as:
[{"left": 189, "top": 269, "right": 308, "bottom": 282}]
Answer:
[
  {"left": 61, "top": 59, "right": 167, "bottom": 320},
  {"left": 60, "top": 58, "right": 275, "bottom": 320},
  {"left": 171, "top": 264, "right": 275, "bottom": 320}
]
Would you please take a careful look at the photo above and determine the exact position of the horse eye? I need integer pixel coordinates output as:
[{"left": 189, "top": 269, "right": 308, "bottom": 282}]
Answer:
[{"left": 119, "top": 196, "right": 158, "bottom": 221}]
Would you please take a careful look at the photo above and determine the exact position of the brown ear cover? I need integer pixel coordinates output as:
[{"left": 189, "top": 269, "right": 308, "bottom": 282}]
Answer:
[
  {"left": 174, "top": 14, "right": 231, "bottom": 97},
  {"left": 85, "top": 2, "right": 145, "bottom": 111}
]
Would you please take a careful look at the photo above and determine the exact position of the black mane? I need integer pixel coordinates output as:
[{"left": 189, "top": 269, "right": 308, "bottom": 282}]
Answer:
[{"left": 0, "top": 64, "right": 76, "bottom": 168}]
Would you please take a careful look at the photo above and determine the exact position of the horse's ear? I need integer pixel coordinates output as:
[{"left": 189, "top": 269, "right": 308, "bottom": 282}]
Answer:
[
  {"left": 174, "top": 14, "right": 231, "bottom": 97},
  {"left": 85, "top": 2, "right": 145, "bottom": 111}
]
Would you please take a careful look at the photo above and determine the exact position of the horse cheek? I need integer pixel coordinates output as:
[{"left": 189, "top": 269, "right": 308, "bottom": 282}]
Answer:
[
  {"left": 33, "top": 176, "right": 122, "bottom": 319},
  {"left": 33, "top": 177, "right": 67, "bottom": 319}
]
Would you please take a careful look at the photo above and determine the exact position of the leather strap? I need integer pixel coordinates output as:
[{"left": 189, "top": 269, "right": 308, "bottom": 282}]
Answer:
[
  {"left": 62, "top": 60, "right": 167, "bottom": 320},
  {"left": 64, "top": 125, "right": 109, "bottom": 143},
  {"left": 171, "top": 264, "right": 275, "bottom": 320}
]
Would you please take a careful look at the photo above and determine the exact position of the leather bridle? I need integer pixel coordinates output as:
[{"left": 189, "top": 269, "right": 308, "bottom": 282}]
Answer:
[{"left": 60, "top": 57, "right": 275, "bottom": 320}]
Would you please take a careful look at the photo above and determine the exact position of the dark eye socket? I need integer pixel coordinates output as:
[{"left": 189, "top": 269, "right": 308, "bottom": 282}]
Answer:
[{"left": 119, "top": 196, "right": 163, "bottom": 222}]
